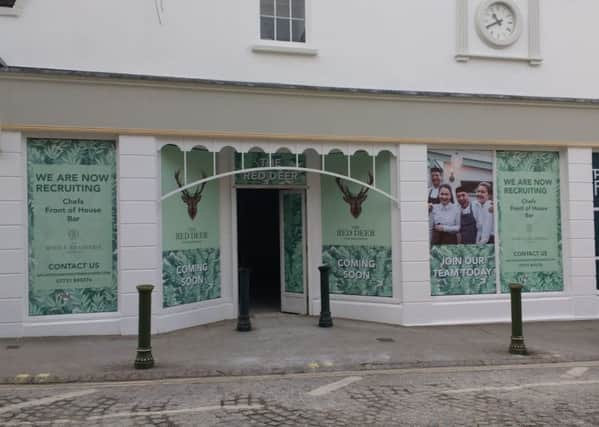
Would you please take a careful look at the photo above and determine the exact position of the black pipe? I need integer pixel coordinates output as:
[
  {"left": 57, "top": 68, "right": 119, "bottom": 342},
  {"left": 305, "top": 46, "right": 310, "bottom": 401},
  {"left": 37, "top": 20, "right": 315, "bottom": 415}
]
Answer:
[
  {"left": 134, "top": 284, "right": 155, "bottom": 369},
  {"left": 237, "top": 267, "right": 252, "bottom": 332},
  {"left": 509, "top": 283, "right": 527, "bottom": 355}
]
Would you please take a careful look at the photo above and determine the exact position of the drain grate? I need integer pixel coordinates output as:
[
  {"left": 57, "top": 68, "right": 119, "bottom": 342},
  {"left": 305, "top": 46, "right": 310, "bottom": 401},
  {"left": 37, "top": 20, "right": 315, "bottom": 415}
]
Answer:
[{"left": 376, "top": 337, "right": 394, "bottom": 343}]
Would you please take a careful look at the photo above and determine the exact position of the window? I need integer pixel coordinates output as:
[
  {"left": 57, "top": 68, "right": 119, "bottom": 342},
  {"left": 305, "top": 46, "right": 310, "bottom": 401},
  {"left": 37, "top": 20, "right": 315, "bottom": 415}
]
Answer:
[
  {"left": 260, "top": 0, "right": 305, "bottom": 43},
  {"left": 0, "top": 0, "right": 22, "bottom": 16}
]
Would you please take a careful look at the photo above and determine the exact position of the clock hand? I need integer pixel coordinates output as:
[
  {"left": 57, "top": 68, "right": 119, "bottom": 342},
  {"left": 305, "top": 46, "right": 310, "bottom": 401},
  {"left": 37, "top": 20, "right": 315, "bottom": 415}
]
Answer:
[
  {"left": 486, "top": 21, "right": 500, "bottom": 29},
  {"left": 492, "top": 12, "right": 503, "bottom": 26}
]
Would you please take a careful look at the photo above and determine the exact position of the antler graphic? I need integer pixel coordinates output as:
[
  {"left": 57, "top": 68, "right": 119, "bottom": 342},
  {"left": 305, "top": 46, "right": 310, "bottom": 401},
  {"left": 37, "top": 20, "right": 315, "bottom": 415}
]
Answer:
[
  {"left": 174, "top": 169, "right": 207, "bottom": 220},
  {"left": 335, "top": 171, "right": 374, "bottom": 218}
]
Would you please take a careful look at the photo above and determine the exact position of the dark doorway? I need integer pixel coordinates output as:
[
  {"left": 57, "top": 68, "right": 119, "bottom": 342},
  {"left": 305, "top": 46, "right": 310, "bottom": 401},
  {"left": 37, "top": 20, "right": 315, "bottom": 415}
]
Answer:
[{"left": 237, "top": 189, "right": 281, "bottom": 312}]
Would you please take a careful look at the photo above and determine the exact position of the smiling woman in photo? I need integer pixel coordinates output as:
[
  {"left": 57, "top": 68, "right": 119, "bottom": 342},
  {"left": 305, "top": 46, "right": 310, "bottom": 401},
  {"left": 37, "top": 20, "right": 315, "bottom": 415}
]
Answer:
[{"left": 430, "top": 184, "right": 460, "bottom": 245}]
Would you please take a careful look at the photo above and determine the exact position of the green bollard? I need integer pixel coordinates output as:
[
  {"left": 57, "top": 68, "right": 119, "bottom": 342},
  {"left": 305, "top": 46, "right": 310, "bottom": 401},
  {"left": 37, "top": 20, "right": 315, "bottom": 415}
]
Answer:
[
  {"left": 318, "top": 265, "right": 333, "bottom": 328},
  {"left": 509, "top": 283, "right": 527, "bottom": 355},
  {"left": 134, "top": 284, "right": 155, "bottom": 369},
  {"left": 237, "top": 268, "right": 252, "bottom": 332}
]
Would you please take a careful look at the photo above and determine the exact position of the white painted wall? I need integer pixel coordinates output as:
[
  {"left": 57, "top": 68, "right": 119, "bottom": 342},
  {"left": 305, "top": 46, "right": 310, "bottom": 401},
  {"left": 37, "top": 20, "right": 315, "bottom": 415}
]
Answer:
[
  {"left": 398, "top": 145, "right": 599, "bottom": 326},
  {"left": 0, "top": 134, "right": 237, "bottom": 338},
  {"left": 397, "top": 144, "right": 432, "bottom": 325},
  {"left": 565, "top": 148, "right": 598, "bottom": 319},
  {"left": 3, "top": 133, "right": 124, "bottom": 337},
  {"left": 118, "top": 135, "right": 162, "bottom": 335},
  {"left": 1, "top": 0, "right": 599, "bottom": 98},
  {"left": 1, "top": 133, "right": 598, "bottom": 336},
  {"left": 0, "top": 132, "right": 25, "bottom": 337}
]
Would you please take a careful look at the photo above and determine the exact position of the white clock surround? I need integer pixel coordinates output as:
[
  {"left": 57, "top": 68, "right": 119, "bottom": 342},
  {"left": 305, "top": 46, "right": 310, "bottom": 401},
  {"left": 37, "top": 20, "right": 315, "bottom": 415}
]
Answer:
[{"left": 456, "top": 0, "right": 542, "bottom": 65}]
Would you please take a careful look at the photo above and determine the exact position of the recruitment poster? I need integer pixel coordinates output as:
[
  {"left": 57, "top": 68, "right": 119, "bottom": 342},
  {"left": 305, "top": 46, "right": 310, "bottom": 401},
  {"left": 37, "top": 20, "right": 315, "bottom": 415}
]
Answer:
[
  {"left": 428, "top": 150, "right": 496, "bottom": 295},
  {"left": 321, "top": 152, "right": 392, "bottom": 297},
  {"left": 235, "top": 152, "right": 306, "bottom": 186},
  {"left": 497, "top": 151, "right": 563, "bottom": 292},
  {"left": 161, "top": 146, "right": 221, "bottom": 307},
  {"left": 27, "top": 139, "right": 117, "bottom": 315}
]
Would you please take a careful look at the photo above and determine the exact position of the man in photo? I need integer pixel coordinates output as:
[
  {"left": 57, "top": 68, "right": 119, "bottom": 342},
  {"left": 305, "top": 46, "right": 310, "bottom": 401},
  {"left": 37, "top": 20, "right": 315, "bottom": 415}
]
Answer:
[
  {"left": 455, "top": 186, "right": 476, "bottom": 244},
  {"left": 428, "top": 167, "right": 444, "bottom": 205},
  {"left": 473, "top": 182, "right": 494, "bottom": 244}
]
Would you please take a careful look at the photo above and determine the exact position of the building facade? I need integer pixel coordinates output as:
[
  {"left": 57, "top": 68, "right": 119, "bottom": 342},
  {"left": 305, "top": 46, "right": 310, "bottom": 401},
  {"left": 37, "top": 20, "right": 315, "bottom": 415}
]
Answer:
[{"left": 1, "top": 0, "right": 598, "bottom": 337}]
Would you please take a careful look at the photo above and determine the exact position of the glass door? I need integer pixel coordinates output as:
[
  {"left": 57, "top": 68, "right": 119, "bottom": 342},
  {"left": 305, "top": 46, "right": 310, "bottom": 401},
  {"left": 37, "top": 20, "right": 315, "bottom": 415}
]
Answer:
[{"left": 279, "top": 190, "right": 307, "bottom": 314}]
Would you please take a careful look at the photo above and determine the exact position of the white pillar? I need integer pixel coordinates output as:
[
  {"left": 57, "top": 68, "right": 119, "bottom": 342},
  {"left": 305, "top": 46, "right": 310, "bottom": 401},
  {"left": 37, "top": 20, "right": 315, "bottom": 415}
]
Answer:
[
  {"left": 117, "top": 135, "right": 161, "bottom": 335},
  {"left": 0, "top": 131, "right": 25, "bottom": 337},
  {"left": 565, "top": 147, "right": 597, "bottom": 318},
  {"left": 306, "top": 150, "right": 323, "bottom": 315},
  {"left": 397, "top": 144, "right": 432, "bottom": 325}
]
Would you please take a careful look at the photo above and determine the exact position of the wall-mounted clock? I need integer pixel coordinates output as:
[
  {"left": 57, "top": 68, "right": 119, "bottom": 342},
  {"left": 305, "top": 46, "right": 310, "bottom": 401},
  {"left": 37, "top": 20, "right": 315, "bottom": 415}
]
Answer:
[{"left": 475, "top": 0, "right": 523, "bottom": 48}]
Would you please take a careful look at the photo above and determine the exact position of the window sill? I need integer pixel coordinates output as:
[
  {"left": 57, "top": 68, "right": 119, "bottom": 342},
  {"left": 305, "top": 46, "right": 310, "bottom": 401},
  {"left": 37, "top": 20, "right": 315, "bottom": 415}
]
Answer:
[
  {"left": 0, "top": 8, "right": 19, "bottom": 16},
  {"left": 252, "top": 42, "right": 318, "bottom": 57}
]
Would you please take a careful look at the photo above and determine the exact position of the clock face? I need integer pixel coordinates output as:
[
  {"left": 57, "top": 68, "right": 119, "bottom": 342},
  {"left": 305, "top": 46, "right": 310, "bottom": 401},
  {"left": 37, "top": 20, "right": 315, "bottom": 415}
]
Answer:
[
  {"left": 483, "top": 3, "right": 515, "bottom": 42},
  {"left": 476, "top": 0, "right": 522, "bottom": 48}
]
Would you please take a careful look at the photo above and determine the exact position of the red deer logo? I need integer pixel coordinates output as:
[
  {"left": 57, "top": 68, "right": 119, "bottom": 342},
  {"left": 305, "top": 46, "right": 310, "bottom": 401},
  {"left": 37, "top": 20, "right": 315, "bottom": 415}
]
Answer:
[
  {"left": 335, "top": 172, "right": 374, "bottom": 219},
  {"left": 174, "top": 169, "right": 207, "bottom": 220}
]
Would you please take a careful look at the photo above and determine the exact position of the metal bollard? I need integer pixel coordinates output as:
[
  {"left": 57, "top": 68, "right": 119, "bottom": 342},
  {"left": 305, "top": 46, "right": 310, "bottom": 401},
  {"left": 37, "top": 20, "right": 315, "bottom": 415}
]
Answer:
[
  {"left": 509, "top": 283, "right": 527, "bottom": 355},
  {"left": 318, "top": 265, "right": 333, "bottom": 328},
  {"left": 237, "top": 268, "right": 252, "bottom": 332},
  {"left": 134, "top": 284, "right": 155, "bottom": 369}
]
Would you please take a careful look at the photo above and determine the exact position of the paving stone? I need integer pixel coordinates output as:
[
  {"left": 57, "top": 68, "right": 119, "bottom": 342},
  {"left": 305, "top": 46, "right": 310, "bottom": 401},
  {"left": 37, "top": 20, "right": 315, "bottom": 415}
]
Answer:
[{"left": 1, "top": 365, "right": 599, "bottom": 425}]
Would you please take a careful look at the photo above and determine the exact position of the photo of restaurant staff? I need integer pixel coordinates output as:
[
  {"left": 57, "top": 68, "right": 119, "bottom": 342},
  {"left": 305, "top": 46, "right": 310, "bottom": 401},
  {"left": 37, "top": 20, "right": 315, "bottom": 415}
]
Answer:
[{"left": 427, "top": 151, "right": 494, "bottom": 246}]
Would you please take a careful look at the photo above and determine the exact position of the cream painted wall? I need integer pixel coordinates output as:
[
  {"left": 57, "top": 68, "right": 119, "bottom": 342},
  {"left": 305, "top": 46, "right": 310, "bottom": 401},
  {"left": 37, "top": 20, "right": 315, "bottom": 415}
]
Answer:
[{"left": 1, "top": 0, "right": 599, "bottom": 98}]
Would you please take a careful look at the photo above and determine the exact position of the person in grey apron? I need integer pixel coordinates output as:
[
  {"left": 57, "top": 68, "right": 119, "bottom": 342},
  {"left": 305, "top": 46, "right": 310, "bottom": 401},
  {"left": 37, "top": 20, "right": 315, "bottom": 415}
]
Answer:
[{"left": 456, "top": 186, "right": 476, "bottom": 244}]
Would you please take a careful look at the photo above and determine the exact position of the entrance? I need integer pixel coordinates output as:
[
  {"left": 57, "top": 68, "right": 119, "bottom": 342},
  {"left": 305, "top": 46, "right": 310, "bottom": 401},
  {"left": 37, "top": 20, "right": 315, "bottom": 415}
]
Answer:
[{"left": 236, "top": 189, "right": 307, "bottom": 314}]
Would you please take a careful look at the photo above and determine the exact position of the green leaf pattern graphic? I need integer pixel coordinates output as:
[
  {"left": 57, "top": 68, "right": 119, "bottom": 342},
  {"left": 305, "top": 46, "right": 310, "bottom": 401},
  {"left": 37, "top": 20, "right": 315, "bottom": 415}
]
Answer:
[
  {"left": 430, "top": 244, "right": 496, "bottom": 296},
  {"left": 323, "top": 245, "right": 392, "bottom": 297},
  {"left": 27, "top": 139, "right": 117, "bottom": 315},
  {"left": 497, "top": 151, "right": 559, "bottom": 173},
  {"left": 283, "top": 194, "right": 304, "bottom": 293},
  {"left": 29, "top": 288, "right": 117, "bottom": 316},
  {"left": 497, "top": 151, "right": 563, "bottom": 293},
  {"left": 163, "top": 248, "right": 221, "bottom": 307}
]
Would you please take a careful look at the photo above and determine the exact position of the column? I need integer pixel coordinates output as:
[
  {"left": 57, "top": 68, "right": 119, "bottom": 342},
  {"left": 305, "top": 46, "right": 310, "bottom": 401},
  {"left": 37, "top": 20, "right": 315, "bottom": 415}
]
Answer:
[
  {"left": 397, "top": 144, "right": 432, "bottom": 325},
  {"left": 0, "top": 132, "right": 25, "bottom": 337},
  {"left": 118, "top": 135, "right": 161, "bottom": 335},
  {"left": 566, "top": 148, "right": 597, "bottom": 318}
]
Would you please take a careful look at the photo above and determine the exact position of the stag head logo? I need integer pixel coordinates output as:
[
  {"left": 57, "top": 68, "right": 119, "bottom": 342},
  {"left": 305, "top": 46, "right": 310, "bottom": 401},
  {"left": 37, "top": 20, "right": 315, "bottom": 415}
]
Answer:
[
  {"left": 174, "top": 169, "right": 207, "bottom": 220},
  {"left": 335, "top": 172, "right": 374, "bottom": 219}
]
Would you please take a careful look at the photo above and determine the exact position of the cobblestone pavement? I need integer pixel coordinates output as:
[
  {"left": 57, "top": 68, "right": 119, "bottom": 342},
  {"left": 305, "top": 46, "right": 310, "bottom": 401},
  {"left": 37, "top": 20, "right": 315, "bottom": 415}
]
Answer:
[{"left": 1, "top": 361, "right": 598, "bottom": 426}]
